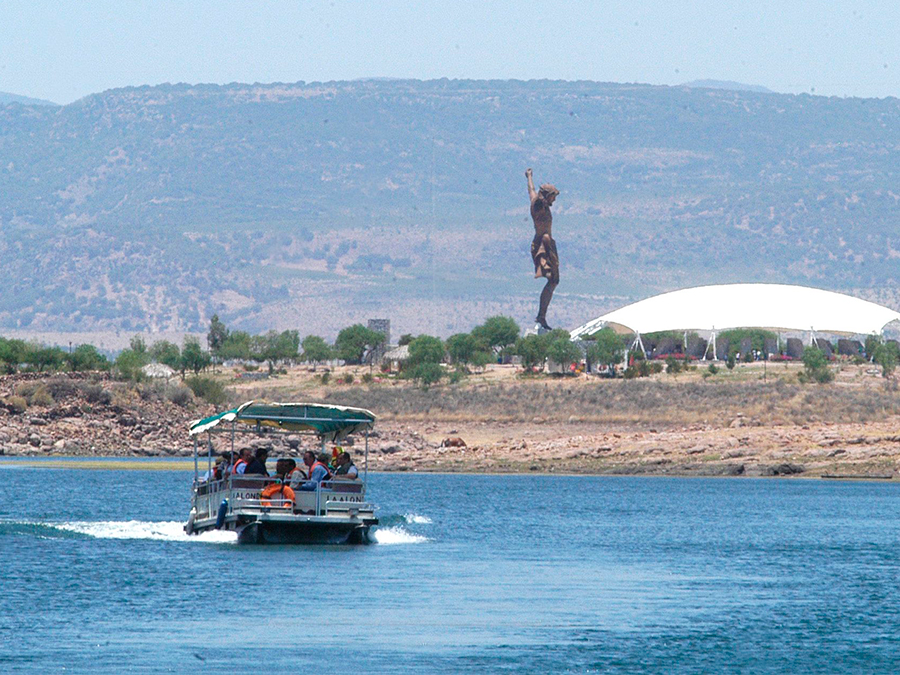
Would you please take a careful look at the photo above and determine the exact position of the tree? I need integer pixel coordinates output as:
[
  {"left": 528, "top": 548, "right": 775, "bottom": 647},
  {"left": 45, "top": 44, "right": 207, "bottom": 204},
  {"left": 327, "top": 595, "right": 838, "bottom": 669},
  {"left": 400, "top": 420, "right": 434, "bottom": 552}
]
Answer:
[
  {"left": 472, "top": 316, "right": 520, "bottom": 355},
  {"left": 407, "top": 335, "right": 445, "bottom": 366},
  {"left": 801, "top": 346, "right": 833, "bottom": 383},
  {"left": 446, "top": 333, "right": 477, "bottom": 365},
  {"left": 470, "top": 350, "right": 493, "bottom": 372},
  {"left": 866, "top": 334, "right": 884, "bottom": 361},
  {"left": 546, "top": 337, "right": 581, "bottom": 370},
  {"left": 67, "top": 344, "right": 110, "bottom": 371},
  {"left": 335, "top": 324, "right": 385, "bottom": 364},
  {"left": 149, "top": 340, "right": 181, "bottom": 369},
  {"left": 586, "top": 328, "right": 625, "bottom": 371},
  {"left": 129, "top": 335, "right": 147, "bottom": 355},
  {"left": 0, "top": 337, "right": 28, "bottom": 372},
  {"left": 27, "top": 346, "right": 66, "bottom": 372},
  {"left": 181, "top": 336, "right": 211, "bottom": 375},
  {"left": 219, "top": 330, "right": 251, "bottom": 361},
  {"left": 258, "top": 330, "right": 300, "bottom": 367},
  {"left": 874, "top": 341, "right": 899, "bottom": 378},
  {"left": 398, "top": 333, "right": 414, "bottom": 347},
  {"left": 407, "top": 361, "right": 444, "bottom": 389},
  {"left": 114, "top": 347, "right": 149, "bottom": 381},
  {"left": 207, "top": 314, "right": 228, "bottom": 358},
  {"left": 301, "top": 335, "right": 333, "bottom": 366},
  {"left": 515, "top": 334, "right": 549, "bottom": 371}
]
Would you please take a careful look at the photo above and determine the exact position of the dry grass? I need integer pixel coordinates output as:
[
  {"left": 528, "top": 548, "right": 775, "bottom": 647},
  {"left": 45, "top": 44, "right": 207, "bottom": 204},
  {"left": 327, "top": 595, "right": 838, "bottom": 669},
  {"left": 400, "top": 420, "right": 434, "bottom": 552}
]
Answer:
[{"left": 228, "top": 363, "right": 900, "bottom": 429}]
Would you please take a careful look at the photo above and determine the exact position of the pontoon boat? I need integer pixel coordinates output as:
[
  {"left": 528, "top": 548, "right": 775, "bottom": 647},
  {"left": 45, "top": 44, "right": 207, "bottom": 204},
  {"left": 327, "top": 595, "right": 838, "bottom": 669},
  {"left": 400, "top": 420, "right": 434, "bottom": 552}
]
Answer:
[{"left": 184, "top": 401, "right": 378, "bottom": 544}]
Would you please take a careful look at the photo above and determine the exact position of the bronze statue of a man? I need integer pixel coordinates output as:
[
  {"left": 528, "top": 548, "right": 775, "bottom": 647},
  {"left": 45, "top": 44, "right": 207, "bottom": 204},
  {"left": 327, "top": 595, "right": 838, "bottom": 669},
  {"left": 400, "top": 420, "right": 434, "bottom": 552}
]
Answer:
[{"left": 526, "top": 168, "right": 560, "bottom": 330}]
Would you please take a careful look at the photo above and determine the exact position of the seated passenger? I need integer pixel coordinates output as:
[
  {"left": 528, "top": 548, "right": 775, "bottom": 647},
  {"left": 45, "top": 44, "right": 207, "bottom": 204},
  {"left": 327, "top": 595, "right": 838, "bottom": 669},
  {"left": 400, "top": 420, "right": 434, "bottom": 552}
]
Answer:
[
  {"left": 285, "top": 458, "right": 306, "bottom": 489},
  {"left": 298, "top": 450, "right": 332, "bottom": 491},
  {"left": 201, "top": 456, "right": 227, "bottom": 482},
  {"left": 232, "top": 448, "right": 253, "bottom": 475},
  {"left": 244, "top": 448, "right": 270, "bottom": 476},
  {"left": 332, "top": 451, "right": 359, "bottom": 480}
]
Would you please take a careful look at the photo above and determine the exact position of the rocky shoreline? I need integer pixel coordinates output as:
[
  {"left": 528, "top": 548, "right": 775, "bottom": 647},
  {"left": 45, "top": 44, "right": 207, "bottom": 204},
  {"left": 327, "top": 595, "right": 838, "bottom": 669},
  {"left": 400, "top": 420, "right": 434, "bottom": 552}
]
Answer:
[{"left": 2, "top": 372, "right": 900, "bottom": 480}]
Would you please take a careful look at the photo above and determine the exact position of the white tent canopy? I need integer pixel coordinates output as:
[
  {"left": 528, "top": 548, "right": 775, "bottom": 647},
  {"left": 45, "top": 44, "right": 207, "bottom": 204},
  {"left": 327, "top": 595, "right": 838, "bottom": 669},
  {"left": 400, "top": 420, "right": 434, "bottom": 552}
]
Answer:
[{"left": 570, "top": 284, "right": 900, "bottom": 339}]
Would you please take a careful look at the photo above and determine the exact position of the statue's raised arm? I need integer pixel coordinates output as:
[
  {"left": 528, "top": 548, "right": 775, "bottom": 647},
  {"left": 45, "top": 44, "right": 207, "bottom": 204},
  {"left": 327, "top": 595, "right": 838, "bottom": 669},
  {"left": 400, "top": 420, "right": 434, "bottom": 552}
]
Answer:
[{"left": 526, "top": 167, "right": 538, "bottom": 202}]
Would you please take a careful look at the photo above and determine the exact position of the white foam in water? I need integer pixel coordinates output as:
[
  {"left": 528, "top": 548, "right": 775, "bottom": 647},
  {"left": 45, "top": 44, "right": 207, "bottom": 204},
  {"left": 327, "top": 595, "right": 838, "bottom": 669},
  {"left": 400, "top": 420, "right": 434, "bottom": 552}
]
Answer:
[
  {"left": 373, "top": 525, "right": 429, "bottom": 545},
  {"left": 54, "top": 520, "right": 237, "bottom": 544},
  {"left": 403, "top": 513, "right": 433, "bottom": 525}
]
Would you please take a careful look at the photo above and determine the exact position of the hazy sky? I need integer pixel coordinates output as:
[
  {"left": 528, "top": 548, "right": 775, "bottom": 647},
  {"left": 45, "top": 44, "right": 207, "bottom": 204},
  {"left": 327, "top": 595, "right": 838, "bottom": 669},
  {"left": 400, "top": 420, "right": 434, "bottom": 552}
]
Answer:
[{"left": 3, "top": 0, "right": 899, "bottom": 104}]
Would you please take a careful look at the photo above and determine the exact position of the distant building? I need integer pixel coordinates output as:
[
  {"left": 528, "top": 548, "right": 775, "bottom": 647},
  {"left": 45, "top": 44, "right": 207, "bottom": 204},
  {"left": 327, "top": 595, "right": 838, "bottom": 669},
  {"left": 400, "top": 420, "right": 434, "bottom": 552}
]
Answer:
[
  {"left": 368, "top": 318, "right": 390, "bottom": 345},
  {"left": 368, "top": 318, "right": 390, "bottom": 362},
  {"left": 381, "top": 344, "right": 409, "bottom": 372},
  {"left": 142, "top": 363, "right": 175, "bottom": 379}
]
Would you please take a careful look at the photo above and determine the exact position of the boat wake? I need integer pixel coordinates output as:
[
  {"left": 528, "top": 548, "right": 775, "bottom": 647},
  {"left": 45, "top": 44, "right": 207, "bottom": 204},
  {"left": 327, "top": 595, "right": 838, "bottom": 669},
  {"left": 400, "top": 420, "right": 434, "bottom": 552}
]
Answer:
[
  {"left": 403, "top": 513, "right": 433, "bottom": 524},
  {"left": 372, "top": 525, "right": 429, "bottom": 545},
  {"left": 4, "top": 518, "right": 429, "bottom": 545},
  {"left": 0, "top": 519, "right": 237, "bottom": 543}
]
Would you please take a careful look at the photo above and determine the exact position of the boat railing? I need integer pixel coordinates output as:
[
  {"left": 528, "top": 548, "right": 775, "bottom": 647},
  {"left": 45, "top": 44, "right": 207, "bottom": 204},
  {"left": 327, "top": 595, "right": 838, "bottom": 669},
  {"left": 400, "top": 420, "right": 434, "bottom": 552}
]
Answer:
[{"left": 191, "top": 474, "right": 370, "bottom": 519}]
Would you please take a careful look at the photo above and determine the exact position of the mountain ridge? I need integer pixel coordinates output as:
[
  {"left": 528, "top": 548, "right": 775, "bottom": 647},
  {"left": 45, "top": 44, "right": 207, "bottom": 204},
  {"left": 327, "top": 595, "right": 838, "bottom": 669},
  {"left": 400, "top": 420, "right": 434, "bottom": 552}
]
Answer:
[{"left": 2, "top": 78, "right": 900, "bottom": 338}]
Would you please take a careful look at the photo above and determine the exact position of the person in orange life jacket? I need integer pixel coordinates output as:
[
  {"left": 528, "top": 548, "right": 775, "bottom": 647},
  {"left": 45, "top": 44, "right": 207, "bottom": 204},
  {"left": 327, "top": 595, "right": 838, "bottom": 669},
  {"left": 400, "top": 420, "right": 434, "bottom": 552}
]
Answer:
[
  {"left": 299, "top": 450, "right": 331, "bottom": 491},
  {"left": 332, "top": 450, "right": 358, "bottom": 480},
  {"left": 243, "top": 448, "right": 269, "bottom": 476},
  {"left": 232, "top": 448, "right": 253, "bottom": 475}
]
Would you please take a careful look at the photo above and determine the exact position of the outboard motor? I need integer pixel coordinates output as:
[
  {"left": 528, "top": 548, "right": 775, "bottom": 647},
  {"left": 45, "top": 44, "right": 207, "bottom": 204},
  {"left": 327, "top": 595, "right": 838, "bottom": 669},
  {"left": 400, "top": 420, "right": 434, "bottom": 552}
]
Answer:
[{"left": 215, "top": 499, "right": 229, "bottom": 529}]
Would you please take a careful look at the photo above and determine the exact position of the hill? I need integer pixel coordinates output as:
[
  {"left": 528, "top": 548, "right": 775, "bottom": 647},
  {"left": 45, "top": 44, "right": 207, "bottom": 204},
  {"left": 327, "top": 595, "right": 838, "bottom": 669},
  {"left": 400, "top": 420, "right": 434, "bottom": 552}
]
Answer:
[
  {"left": 0, "top": 91, "right": 58, "bottom": 106},
  {"left": 2, "top": 79, "right": 900, "bottom": 338}
]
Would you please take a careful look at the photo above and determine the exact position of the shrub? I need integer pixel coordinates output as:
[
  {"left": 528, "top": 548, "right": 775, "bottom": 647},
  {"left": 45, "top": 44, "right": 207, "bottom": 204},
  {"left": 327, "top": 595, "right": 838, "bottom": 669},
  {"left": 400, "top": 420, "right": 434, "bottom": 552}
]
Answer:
[
  {"left": 45, "top": 378, "right": 78, "bottom": 399},
  {"left": 166, "top": 385, "right": 194, "bottom": 407},
  {"left": 319, "top": 372, "right": 331, "bottom": 385},
  {"left": 361, "top": 372, "right": 373, "bottom": 384},
  {"left": 408, "top": 362, "right": 444, "bottom": 389},
  {"left": 707, "top": 363, "right": 719, "bottom": 375},
  {"left": 649, "top": 362, "right": 663, "bottom": 375},
  {"left": 623, "top": 365, "right": 638, "bottom": 379},
  {"left": 185, "top": 377, "right": 227, "bottom": 405},
  {"left": 665, "top": 357, "right": 682, "bottom": 374},
  {"left": 639, "top": 361, "right": 651, "bottom": 377},
  {"left": 16, "top": 382, "right": 54, "bottom": 406},
  {"left": 448, "top": 368, "right": 466, "bottom": 384},
  {"left": 81, "top": 383, "right": 112, "bottom": 405},
  {"left": 243, "top": 363, "right": 259, "bottom": 372},
  {"left": 5, "top": 395, "right": 27, "bottom": 414},
  {"left": 726, "top": 354, "right": 736, "bottom": 370},
  {"left": 343, "top": 373, "right": 355, "bottom": 385}
]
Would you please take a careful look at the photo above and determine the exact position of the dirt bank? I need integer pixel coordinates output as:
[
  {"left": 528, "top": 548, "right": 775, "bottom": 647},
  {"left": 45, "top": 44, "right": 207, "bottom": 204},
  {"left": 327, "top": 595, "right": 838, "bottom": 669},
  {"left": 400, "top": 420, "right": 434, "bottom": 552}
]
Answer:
[{"left": 2, "top": 363, "right": 900, "bottom": 479}]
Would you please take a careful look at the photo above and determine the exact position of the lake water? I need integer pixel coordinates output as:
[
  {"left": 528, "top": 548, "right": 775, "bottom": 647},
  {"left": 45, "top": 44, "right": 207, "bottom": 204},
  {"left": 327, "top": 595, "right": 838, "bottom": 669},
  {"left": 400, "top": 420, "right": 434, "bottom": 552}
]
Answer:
[{"left": 2, "top": 463, "right": 900, "bottom": 674}]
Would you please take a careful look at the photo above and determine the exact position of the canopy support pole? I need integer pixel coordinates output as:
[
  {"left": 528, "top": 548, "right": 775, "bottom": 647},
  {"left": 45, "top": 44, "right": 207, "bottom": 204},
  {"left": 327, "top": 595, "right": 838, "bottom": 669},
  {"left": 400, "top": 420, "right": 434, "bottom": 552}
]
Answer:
[
  {"left": 364, "top": 429, "right": 369, "bottom": 485},
  {"left": 207, "top": 433, "right": 213, "bottom": 476},
  {"left": 193, "top": 437, "right": 198, "bottom": 483},
  {"left": 630, "top": 332, "right": 645, "bottom": 358}
]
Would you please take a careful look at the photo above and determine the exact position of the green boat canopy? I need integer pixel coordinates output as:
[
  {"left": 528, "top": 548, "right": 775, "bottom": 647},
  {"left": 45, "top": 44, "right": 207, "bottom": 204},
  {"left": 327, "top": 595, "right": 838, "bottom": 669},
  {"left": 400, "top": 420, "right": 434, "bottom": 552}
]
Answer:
[{"left": 189, "top": 401, "right": 376, "bottom": 441}]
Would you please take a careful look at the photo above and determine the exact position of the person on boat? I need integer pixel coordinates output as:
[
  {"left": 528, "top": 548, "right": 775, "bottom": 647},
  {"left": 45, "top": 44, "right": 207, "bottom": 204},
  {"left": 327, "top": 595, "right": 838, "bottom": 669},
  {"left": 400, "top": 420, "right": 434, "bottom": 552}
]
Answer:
[
  {"left": 332, "top": 450, "right": 359, "bottom": 480},
  {"left": 298, "top": 450, "right": 331, "bottom": 490},
  {"left": 285, "top": 458, "right": 307, "bottom": 489},
  {"left": 200, "top": 456, "right": 227, "bottom": 482},
  {"left": 232, "top": 448, "right": 253, "bottom": 475},
  {"left": 244, "top": 448, "right": 270, "bottom": 476}
]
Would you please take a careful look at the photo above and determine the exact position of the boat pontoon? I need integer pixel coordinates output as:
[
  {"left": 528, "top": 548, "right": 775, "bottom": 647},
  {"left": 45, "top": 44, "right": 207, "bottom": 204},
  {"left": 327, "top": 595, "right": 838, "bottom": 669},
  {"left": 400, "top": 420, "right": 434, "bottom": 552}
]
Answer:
[{"left": 185, "top": 401, "right": 378, "bottom": 544}]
